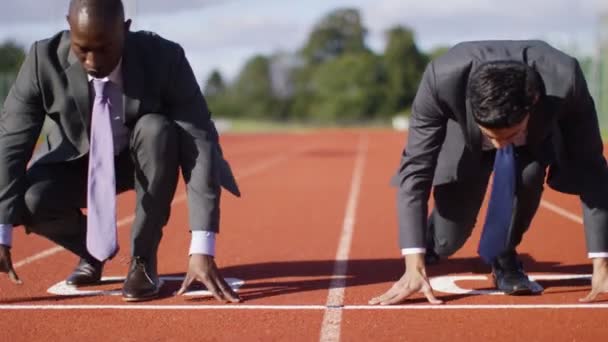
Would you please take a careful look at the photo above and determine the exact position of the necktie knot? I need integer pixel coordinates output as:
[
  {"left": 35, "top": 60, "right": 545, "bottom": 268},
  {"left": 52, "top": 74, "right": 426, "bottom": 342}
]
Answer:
[{"left": 92, "top": 79, "right": 108, "bottom": 100}]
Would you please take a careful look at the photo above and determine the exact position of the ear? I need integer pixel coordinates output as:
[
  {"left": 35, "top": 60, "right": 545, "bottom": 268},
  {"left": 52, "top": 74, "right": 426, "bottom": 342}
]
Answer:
[
  {"left": 124, "top": 19, "right": 132, "bottom": 32},
  {"left": 532, "top": 94, "right": 540, "bottom": 105}
]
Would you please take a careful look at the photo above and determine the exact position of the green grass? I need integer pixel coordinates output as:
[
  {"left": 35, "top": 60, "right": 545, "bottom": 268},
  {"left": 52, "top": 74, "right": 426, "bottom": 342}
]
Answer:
[
  {"left": 218, "top": 117, "right": 393, "bottom": 134},
  {"left": 225, "top": 119, "right": 313, "bottom": 133}
]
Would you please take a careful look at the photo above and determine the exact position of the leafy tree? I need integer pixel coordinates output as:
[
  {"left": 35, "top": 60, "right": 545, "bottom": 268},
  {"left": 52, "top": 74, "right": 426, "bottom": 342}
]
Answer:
[
  {"left": 202, "top": 69, "right": 241, "bottom": 118},
  {"left": 381, "top": 26, "right": 427, "bottom": 115},
  {"left": 304, "top": 52, "right": 386, "bottom": 122},
  {"left": 0, "top": 41, "right": 25, "bottom": 73},
  {"left": 0, "top": 41, "right": 25, "bottom": 107},
  {"left": 300, "top": 8, "right": 368, "bottom": 64},
  {"left": 203, "top": 69, "right": 226, "bottom": 97},
  {"left": 230, "top": 55, "right": 278, "bottom": 118}
]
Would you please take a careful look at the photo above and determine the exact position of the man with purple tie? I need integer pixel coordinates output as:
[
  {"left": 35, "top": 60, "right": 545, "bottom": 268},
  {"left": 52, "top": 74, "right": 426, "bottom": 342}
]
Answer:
[
  {"left": 370, "top": 41, "right": 608, "bottom": 305},
  {"left": 0, "top": 0, "right": 240, "bottom": 302}
]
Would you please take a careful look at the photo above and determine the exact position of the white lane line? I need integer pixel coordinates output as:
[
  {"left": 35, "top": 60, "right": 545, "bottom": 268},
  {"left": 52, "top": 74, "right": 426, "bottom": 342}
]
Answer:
[
  {"left": 14, "top": 145, "right": 319, "bottom": 269},
  {"left": 539, "top": 200, "right": 583, "bottom": 224},
  {"left": 15, "top": 214, "right": 139, "bottom": 269},
  {"left": 1, "top": 304, "right": 608, "bottom": 310},
  {"left": 319, "top": 135, "right": 368, "bottom": 342},
  {"left": 14, "top": 246, "right": 65, "bottom": 268},
  {"left": 344, "top": 304, "right": 608, "bottom": 309}
]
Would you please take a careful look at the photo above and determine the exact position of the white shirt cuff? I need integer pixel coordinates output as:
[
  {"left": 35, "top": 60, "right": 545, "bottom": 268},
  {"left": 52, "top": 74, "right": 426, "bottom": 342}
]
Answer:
[
  {"left": 189, "top": 231, "right": 216, "bottom": 256},
  {"left": 401, "top": 248, "right": 426, "bottom": 255},
  {"left": 0, "top": 224, "right": 14, "bottom": 247},
  {"left": 588, "top": 252, "right": 608, "bottom": 259}
]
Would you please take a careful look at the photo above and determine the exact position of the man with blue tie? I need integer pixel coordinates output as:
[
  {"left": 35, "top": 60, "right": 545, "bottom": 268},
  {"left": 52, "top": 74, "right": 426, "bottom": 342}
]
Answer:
[
  {"left": 0, "top": 0, "right": 240, "bottom": 302},
  {"left": 370, "top": 40, "right": 608, "bottom": 305}
]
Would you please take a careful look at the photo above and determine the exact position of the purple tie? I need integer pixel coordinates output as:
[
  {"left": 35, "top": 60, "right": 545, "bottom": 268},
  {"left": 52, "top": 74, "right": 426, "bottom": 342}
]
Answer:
[{"left": 86, "top": 79, "right": 118, "bottom": 261}]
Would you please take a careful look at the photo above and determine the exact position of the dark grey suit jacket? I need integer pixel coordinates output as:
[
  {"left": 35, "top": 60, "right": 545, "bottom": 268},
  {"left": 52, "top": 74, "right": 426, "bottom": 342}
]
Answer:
[
  {"left": 0, "top": 30, "right": 239, "bottom": 232},
  {"left": 395, "top": 40, "right": 608, "bottom": 252}
]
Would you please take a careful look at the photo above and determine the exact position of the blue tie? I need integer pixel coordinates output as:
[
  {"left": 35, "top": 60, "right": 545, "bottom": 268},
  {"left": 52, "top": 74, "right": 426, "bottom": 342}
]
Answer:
[{"left": 478, "top": 144, "right": 516, "bottom": 264}]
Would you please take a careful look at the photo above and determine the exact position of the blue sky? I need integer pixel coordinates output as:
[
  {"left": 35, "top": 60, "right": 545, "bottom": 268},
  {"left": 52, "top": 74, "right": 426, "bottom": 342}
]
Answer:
[{"left": 1, "top": 0, "right": 607, "bottom": 83}]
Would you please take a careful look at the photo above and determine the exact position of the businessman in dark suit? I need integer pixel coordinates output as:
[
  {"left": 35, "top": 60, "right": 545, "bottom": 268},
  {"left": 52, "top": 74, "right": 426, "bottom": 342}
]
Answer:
[
  {"left": 370, "top": 40, "right": 608, "bottom": 305},
  {"left": 0, "top": 0, "right": 240, "bottom": 302}
]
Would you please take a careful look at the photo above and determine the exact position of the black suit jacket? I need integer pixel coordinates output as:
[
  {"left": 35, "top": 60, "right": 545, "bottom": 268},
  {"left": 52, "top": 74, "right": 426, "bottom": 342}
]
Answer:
[
  {"left": 394, "top": 40, "right": 608, "bottom": 252},
  {"left": 0, "top": 30, "right": 239, "bottom": 231}
]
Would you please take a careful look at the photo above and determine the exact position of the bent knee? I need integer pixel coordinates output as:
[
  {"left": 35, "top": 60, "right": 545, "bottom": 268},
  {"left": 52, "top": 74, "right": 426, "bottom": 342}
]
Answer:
[
  {"left": 133, "top": 114, "right": 176, "bottom": 137},
  {"left": 434, "top": 234, "right": 470, "bottom": 257}
]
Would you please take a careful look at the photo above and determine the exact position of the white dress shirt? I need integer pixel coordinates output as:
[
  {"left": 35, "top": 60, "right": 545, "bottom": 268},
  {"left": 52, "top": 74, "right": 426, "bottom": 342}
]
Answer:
[{"left": 0, "top": 61, "right": 215, "bottom": 256}]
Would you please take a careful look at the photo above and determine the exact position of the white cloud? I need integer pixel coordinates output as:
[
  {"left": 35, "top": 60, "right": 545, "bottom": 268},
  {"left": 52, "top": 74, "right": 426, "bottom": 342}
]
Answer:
[
  {"left": 1, "top": 0, "right": 607, "bottom": 83},
  {"left": 361, "top": 0, "right": 603, "bottom": 51},
  {"left": 0, "top": 0, "right": 230, "bottom": 23}
]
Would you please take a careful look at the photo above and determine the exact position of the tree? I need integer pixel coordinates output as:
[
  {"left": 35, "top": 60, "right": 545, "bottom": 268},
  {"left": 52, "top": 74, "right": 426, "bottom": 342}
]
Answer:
[
  {"left": 382, "top": 26, "right": 428, "bottom": 115},
  {"left": 202, "top": 69, "right": 240, "bottom": 118},
  {"left": 231, "top": 55, "right": 278, "bottom": 118},
  {"left": 304, "top": 52, "right": 386, "bottom": 122},
  {"left": 300, "top": 8, "right": 368, "bottom": 64},
  {"left": 0, "top": 41, "right": 25, "bottom": 107},
  {"left": 203, "top": 69, "right": 226, "bottom": 97},
  {"left": 0, "top": 41, "right": 25, "bottom": 73}
]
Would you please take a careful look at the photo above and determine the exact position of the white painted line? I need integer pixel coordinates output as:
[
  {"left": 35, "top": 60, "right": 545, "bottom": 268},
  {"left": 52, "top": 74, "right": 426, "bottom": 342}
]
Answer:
[
  {"left": 14, "top": 145, "right": 319, "bottom": 269},
  {"left": 0, "top": 304, "right": 326, "bottom": 310},
  {"left": 1, "top": 304, "right": 608, "bottom": 311},
  {"left": 343, "top": 304, "right": 608, "bottom": 310},
  {"left": 320, "top": 135, "right": 368, "bottom": 342},
  {"left": 46, "top": 276, "right": 244, "bottom": 297},
  {"left": 430, "top": 274, "right": 587, "bottom": 295},
  {"left": 540, "top": 200, "right": 583, "bottom": 224},
  {"left": 14, "top": 246, "right": 65, "bottom": 268}
]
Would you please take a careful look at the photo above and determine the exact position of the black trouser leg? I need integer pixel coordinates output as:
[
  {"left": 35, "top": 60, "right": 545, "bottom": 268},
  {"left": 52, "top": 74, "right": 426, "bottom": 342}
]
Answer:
[{"left": 128, "top": 114, "right": 179, "bottom": 263}]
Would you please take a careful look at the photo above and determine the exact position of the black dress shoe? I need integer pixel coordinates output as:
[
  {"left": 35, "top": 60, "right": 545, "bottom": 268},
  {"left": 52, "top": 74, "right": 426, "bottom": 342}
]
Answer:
[
  {"left": 66, "top": 258, "right": 104, "bottom": 286},
  {"left": 122, "top": 257, "right": 160, "bottom": 302},
  {"left": 492, "top": 254, "right": 540, "bottom": 295}
]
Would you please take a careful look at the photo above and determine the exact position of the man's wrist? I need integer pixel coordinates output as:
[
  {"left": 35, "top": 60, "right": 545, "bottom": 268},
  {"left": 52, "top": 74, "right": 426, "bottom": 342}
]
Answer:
[
  {"left": 404, "top": 253, "right": 425, "bottom": 271},
  {"left": 591, "top": 257, "right": 608, "bottom": 268}
]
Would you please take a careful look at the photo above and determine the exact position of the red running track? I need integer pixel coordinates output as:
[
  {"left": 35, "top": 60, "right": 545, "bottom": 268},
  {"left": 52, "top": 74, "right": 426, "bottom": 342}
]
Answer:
[{"left": 0, "top": 129, "right": 607, "bottom": 341}]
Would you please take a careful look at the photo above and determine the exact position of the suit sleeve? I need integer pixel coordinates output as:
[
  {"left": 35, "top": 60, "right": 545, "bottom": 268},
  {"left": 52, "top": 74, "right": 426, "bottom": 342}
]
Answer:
[
  {"left": 0, "top": 42, "right": 45, "bottom": 223},
  {"left": 560, "top": 60, "right": 608, "bottom": 253},
  {"left": 165, "top": 45, "right": 221, "bottom": 233},
  {"left": 395, "top": 62, "right": 447, "bottom": 249}
]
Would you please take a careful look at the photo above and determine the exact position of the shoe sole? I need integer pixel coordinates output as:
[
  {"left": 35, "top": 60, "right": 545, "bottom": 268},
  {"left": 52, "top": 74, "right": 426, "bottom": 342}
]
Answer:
[
  {"left": 503, "top": 287, "right": 535, "bottom": 296},
  {"left": 122, "top": 293, "right": 160, "bottom": 302},
  {"left": 65, "top": 280, "right": 103, "bottom": 287}
]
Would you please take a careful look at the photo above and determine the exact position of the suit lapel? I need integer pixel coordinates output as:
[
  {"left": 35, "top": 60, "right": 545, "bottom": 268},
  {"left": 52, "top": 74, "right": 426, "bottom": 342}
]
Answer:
[
  {"left": 66, "top": 50, "right": 91, "bottom": 139},
  {"left": 121, "top": 36, "right": 143, "bottom": 127}
]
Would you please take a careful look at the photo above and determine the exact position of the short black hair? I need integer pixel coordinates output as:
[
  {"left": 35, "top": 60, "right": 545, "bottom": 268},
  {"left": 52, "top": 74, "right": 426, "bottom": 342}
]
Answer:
[
  {"left": 68, "top": 0, "right": 125, "bottom": 23},
  {"left": 467, "top": 61, "right": 543, "bottom": 129}
]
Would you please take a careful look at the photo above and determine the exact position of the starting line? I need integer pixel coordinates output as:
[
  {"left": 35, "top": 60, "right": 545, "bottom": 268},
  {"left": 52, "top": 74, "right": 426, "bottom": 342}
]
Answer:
[
  {"left": 0, "top": 304, "right": 607, "bottom": 310},
  {"left": 0, "top": 273, "right": 602, "bottom": 311},
  {"left": 46, "top": 277, "right": 244, "bottom": 297}
]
